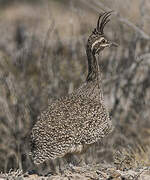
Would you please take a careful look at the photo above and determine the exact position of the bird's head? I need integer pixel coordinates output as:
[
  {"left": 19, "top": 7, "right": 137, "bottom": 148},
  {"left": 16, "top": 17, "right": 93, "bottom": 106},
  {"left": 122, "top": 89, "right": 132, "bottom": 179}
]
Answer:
[{"left": 87, "top": 11, "right": 118, "bottom": 55}]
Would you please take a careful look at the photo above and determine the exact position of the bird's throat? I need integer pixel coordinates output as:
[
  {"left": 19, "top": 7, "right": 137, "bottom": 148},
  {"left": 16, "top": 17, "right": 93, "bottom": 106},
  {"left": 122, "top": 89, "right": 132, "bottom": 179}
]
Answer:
[{"left": 86, "top": 47, "right": 101, "bottom": 83}]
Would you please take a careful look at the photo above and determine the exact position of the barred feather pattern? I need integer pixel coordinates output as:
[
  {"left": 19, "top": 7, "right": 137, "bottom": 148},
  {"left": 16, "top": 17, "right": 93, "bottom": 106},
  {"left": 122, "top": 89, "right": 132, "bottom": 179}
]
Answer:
[{"left": 30, "top": 85, "right": 113, "bottom": 164}]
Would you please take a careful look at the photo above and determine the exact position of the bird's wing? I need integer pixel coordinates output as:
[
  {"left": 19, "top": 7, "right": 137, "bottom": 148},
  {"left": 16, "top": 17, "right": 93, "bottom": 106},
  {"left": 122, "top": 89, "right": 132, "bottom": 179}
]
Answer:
[{"left": 29, "top": 95, "right": 112, "bottom": 164}]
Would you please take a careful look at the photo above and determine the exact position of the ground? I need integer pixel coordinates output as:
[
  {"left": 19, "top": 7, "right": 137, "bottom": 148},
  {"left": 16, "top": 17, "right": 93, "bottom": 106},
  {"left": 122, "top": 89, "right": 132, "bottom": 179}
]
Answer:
[{"left": 1, "top": 164, "right": 150, "bottom": 180}]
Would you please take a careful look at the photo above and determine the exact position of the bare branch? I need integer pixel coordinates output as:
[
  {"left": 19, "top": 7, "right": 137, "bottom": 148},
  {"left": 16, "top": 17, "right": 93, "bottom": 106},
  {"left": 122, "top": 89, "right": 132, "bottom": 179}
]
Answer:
[
  {"left": 80, "top": 0, "right": 150, "bottom": 40},
  {"left": 119, "top": 17, "right": 150, "bottom": 40}
]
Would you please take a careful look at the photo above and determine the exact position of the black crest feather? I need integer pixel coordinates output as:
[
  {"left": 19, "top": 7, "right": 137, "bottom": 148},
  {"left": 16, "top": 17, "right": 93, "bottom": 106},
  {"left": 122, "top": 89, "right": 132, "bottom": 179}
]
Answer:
[{"left": 93, "top": 11, "right": 113, "bottom": 35}]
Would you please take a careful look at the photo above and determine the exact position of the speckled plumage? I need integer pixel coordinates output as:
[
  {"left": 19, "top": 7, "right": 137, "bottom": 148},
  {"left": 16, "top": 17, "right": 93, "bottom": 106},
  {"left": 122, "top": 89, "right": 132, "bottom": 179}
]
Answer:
[{"left": 29, "top": 11, "right": 117, "bottom": 164}]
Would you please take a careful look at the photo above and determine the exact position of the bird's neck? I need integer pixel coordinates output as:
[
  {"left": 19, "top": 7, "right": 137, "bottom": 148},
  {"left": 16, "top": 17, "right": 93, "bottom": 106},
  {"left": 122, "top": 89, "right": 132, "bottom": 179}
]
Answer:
[
  {"left": 86, "top": 45, "right": 102, "bottom": 83},
  {"left": 86, "top": 45, "right": 104, "bottom": 101}
]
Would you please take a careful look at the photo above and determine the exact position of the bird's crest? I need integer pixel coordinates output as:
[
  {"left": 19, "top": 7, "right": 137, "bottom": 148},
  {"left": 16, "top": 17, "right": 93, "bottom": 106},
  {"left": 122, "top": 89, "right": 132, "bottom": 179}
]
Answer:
[{"left": 93, "top": 11, "right": 113, "bottom": 35}]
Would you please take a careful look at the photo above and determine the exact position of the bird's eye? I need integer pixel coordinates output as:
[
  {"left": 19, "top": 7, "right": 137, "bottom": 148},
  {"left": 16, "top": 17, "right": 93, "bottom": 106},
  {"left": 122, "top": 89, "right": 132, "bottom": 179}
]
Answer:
[{"left": 102, "top": 39, "right": 106, "bottom": 43}]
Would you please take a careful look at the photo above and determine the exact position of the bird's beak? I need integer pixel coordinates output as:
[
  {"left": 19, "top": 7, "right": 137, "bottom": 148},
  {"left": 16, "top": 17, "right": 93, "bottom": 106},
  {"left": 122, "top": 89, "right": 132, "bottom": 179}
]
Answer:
[{"left": 109, "top": 42, "right": 118, "bottom": 47}]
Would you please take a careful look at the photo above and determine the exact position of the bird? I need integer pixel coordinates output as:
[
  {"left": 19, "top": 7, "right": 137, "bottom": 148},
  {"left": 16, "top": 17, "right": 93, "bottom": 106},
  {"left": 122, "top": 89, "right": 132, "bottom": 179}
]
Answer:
[{"left": 29, "top": 11, "right": 118, "bottom": 166}]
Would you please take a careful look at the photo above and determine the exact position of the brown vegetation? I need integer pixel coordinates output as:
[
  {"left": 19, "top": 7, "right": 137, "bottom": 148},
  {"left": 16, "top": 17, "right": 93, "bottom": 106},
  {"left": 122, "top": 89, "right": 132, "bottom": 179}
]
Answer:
[{"left": 0, "top": 0, "right": 150, "bottom": 177}]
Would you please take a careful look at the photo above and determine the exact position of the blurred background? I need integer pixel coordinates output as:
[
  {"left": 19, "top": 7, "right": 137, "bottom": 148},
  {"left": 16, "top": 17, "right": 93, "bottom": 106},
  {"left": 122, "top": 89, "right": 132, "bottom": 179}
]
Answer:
[{"left": 0, "top": 0, "right": 150, "bottom": 173}]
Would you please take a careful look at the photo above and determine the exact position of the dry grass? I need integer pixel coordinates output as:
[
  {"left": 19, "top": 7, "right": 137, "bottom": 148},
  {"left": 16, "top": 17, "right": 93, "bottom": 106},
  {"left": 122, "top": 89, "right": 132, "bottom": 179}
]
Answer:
[
  {"left": 114, "top": 144, "right": 150, "bottom": 170},
  {"left": 0, "top": 0, "right": 150, "bottom": 174}
]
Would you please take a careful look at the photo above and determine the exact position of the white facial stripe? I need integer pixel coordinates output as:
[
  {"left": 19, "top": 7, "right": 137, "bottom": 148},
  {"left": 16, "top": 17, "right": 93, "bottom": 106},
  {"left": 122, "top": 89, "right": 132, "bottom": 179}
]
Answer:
[
  {"left": 101, "top": 43, "right": 109, "bottom": 47},
  {"left": 91, "top": 37, "right": 105, "bottom": 50}
]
